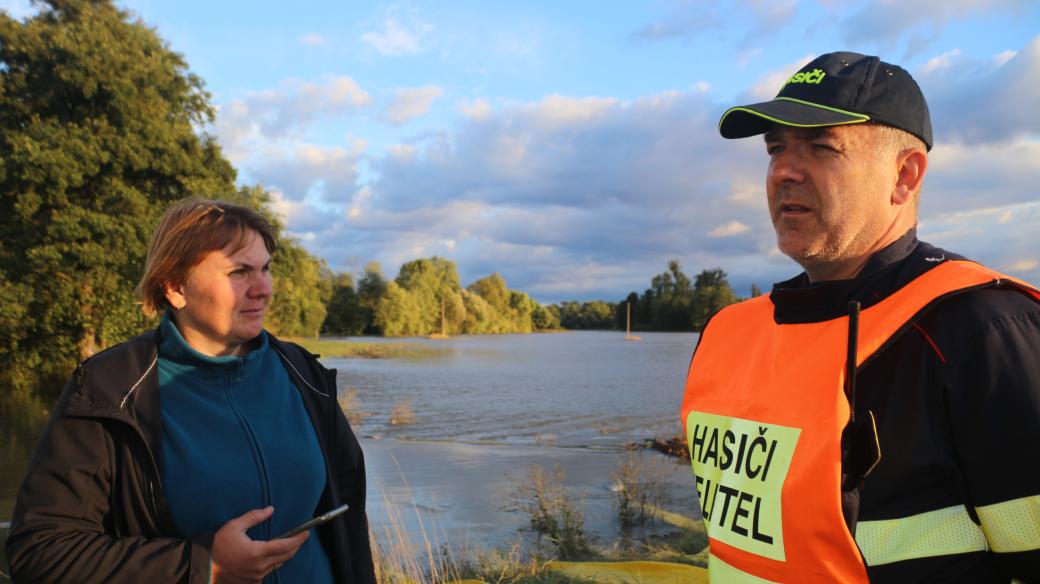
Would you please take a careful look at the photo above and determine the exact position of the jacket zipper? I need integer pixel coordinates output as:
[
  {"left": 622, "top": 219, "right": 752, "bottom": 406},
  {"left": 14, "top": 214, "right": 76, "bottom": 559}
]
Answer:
[{"left": 224, "top": 362, "right": 280, "bottom": 583}]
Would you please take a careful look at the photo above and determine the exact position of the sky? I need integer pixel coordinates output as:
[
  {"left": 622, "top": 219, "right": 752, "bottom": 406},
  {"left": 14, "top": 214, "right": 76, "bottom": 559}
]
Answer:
[{"left": 5, "top": 0, "right": 1040, "bottom": 302}]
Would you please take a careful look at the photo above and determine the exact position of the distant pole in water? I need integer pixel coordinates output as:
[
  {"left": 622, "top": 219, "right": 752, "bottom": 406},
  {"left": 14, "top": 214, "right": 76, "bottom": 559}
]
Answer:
[
  {"left": 430, "top": 295, "right": 450, "bottom": 339},
  {"left": 626, "top": 301, "right": 641, "bottom": 341}
]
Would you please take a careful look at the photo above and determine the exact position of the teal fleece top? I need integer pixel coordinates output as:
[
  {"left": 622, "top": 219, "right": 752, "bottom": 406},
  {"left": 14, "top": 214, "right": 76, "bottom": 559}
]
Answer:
[{"left": 158, "top": 313, "right": 334, "bottom": 584}]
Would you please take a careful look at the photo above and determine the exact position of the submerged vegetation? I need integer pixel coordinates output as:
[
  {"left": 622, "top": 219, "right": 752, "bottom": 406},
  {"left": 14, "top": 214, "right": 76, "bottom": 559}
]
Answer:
[{"left": 372, "top": 456, "right": 709, "bottom": 583}]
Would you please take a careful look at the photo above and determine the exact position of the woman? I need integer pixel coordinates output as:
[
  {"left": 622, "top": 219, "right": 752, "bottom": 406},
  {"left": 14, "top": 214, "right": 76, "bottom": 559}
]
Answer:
[{"left": 5, "top": 199, "right": 376, "bottom": 584}]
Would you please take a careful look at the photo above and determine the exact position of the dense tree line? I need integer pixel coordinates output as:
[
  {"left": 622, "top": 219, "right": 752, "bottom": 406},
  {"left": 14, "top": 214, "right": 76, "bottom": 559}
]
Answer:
[
  {"left": 550, "top": 261, "right": 743, "bottom": 332},
  {"left": 320, "top": 258, "right": 559, "bottom": 337},
  {"left": 551, "top": 301, "right": 617, "bottom": 330},
  {"left": 622, "top": 262, "right": 741, "bottom": 331}
]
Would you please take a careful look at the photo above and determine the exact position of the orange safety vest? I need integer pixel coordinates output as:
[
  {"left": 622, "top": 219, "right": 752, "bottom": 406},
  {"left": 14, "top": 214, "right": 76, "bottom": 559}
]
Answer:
[{"left": 680, "top": 261, "right": 1039, "bottom": 583}]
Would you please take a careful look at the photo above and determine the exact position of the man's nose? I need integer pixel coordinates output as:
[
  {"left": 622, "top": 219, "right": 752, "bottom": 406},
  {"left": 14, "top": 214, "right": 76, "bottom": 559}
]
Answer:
[{"left": 768, "top": 150, "right": 806, "bottom": 185}]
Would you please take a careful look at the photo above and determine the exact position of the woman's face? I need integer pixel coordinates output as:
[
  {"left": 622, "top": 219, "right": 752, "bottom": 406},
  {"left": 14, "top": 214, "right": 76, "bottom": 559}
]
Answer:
[{"left": 164, "top": 230, "right": 273, "bottom": 356}]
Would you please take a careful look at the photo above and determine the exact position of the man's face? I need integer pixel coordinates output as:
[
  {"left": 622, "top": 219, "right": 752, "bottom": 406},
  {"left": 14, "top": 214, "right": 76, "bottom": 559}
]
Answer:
[{"left": 764, "top": 124, "right": 899, "bottom": 276}]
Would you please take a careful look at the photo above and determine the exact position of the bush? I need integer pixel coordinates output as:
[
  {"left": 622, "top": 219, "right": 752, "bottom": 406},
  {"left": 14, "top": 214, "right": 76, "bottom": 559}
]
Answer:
[
  {"left": 612, "top": 452, "right": 667, "bottom": 532},
  {"left": 508, "top": 465, "right": 589, "bottom": 560}
]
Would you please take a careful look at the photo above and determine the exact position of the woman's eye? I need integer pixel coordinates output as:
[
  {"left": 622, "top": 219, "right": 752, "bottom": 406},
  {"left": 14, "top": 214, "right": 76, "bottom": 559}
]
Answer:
[{"left": 766, "top": 144, "right": 783, "bottom": 155}]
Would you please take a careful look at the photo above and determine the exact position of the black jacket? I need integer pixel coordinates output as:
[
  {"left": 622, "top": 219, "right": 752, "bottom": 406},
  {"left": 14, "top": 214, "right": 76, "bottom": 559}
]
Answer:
[
  {"left": 5, "top": 327, "right": 376, "bottom": 584},
  {"left": 771, "top": 231, "right": 1040, "bottom": 582}
]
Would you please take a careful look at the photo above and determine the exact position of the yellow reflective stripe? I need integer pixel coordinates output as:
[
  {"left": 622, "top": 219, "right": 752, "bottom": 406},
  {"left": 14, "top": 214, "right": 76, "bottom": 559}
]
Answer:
[
  {"left": 976, "top": 494, "right": 1040, "bottom": 553},
  {"left": 856, "top": 505, "right": 988, "bottom": 566},
  {"left": 718, "top": 106, "right": 869, "bottom": 132},
  {"left": 708, "top": 554, "right": 779, "bottom": 584}
]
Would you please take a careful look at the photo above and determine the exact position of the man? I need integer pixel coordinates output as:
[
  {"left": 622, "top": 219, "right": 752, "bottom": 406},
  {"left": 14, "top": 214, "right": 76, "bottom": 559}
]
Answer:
[{"left": 681, "top": 51, "right": 1040, "bottom": 582}]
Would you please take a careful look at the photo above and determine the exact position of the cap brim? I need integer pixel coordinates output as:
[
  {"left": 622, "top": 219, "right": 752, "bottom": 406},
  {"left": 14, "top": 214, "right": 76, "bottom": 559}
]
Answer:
[{"left": 719, "top": 97, "right": 870, "bottom": 139}]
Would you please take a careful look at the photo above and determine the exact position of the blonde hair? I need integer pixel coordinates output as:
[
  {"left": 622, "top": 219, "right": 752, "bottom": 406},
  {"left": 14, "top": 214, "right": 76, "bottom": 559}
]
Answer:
[{"left": 136, "top": 198, "right": 276, "bottom": 317}]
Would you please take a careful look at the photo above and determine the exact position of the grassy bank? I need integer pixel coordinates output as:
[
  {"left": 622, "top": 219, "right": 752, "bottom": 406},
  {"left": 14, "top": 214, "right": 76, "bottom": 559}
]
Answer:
[{"left": 287, "top": 338, "right": 451, "bottom": 360}]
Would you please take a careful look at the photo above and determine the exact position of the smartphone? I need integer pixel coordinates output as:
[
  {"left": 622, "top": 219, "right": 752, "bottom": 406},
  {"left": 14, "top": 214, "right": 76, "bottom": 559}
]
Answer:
[{"left": 275, "top": 503, "right": 350, "bottom": 539}]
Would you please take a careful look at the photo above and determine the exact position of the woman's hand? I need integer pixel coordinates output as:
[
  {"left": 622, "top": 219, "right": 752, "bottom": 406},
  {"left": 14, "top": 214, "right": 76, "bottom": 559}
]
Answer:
[{"left": 211, "top": 506, "right": 309, "bottom": 584}]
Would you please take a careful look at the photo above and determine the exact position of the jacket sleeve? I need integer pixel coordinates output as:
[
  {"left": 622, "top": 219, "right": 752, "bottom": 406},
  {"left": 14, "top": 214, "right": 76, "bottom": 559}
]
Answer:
[
  {"left": 328, "top": 371, "right": 377, "bottom": 584},
  {"left": 946, "top": 296, "right": 1040, "bottom": 581},
  {"left": 4, "top": 379, "right": 212, "bottom": 584}
]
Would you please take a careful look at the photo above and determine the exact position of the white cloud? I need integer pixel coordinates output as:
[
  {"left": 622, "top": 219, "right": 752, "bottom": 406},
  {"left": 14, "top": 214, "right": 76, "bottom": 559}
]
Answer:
[
  {"left": 993, "top": 49, "right": 1017, "bottom": 67},
  {"left": 250, "top": 142, "right": 363, "bottom": 205},
  {"left": 524, "top": 94, "right": 618, "bottom": 127},
  {"left": 339, "top": 87, "right": 777, "bottom": 300},
  {"left": 384, "top": 85, "right": 444, "bottom": 125},
  {"left": 1005, "top": 259, "right": 1039, "bottom": 272},
  {"left": 211, "top": 37, "right": 1037, "bottom": 303},
  {"left": 709, "top": 220, "right": 752, "bottom": 238},
  {"left": 387, "top": 144, "right": 418, "bottom": 158},
  {"left": 458, "top": 99, "right": 493, "bottom": 121},
  {"left": 298, "top": 32, "right": 327, "bottom": 46},
  {"left": 919, "top": 201, "right": 1040, "bottom": 284},
  {"left": 838, "top": 0, "right": 1026, "bottom": 55},
  {"left": 920, "top": 49, "right": 961, "bottom": 75},
  {"left": 361, "top": 15, "right": 433, "bottom": 56},
  {"left": 631, "top": 0, "right": 796, "bottom": 44},
  {"left": 921, "top": 35, "right": 1040, "bottom": 144},
  {"left": 924, "top": 137, "right": 1040, "bottom": 215},
  {"left": 215, "top": 75, "right": 370, "bottom": 159}
]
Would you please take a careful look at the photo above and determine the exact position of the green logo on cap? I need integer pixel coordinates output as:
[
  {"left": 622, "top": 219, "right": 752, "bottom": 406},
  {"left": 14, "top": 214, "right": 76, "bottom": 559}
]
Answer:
[{"left": 785, "top": 68, "right": 826, "bottom": 86}]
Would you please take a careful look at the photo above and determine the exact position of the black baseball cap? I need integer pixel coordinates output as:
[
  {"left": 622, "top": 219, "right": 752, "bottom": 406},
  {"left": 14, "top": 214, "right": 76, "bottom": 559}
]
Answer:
[{"left": 718, "top": 51, "right": 933, "bottom": 150}]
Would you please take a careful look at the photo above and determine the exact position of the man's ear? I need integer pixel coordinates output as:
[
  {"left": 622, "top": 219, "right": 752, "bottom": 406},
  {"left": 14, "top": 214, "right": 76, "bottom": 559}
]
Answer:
[
  {"left": 164, "top": 281, "right": 187, "bottom": 310},
  {"left": 893, "top": 149, "right": 928, "bottom": 205}
]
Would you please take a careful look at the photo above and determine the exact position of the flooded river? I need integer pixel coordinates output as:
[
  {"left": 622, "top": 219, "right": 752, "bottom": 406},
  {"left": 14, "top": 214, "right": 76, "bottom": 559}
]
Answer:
[{"left": 1, "top": 331, "right": 701, "bottom": 566}]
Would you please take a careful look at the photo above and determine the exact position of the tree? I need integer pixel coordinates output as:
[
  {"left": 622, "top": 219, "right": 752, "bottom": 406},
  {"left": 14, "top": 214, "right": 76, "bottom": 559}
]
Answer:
[
  {"left": 265, "top": 237, "right": 330, "bottom": 338},
  {"left": 690, "top": 268, "right": 739, "bottom": 330},
  {"left": 394, "top": 256, "right": 462, "bottom": 334},
  {"left": 648, "top": 260, "right": 694, "bottom": 330},
  {"left": 553, "top": 300, "right": 616, "bottom": 330},
  {"left": 531, "top": 304, "right": 560, "bottom": 330},
  {"left": 0, "top": 0, "right": 236, "bottom": 394},
  {"left": 750, "top": 283, "right": 764, "bottom": 298},
  {"left": 321, "top": 272, "right": 365, "bottom": 336},
  {"left": 374, "top": 281, "right": 423, "bottom": 337},
  {"left": 468, "top": 273, "right": 510, "bottom": 315},
  {"left": 357, "top": 262, "right": 387, "bottom": 334}
]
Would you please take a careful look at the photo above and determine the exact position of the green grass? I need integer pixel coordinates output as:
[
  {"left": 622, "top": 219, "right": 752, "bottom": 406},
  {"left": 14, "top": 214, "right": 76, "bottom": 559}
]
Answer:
[{"left": 287, "top": 338, "right": 450, "bottom": 359}]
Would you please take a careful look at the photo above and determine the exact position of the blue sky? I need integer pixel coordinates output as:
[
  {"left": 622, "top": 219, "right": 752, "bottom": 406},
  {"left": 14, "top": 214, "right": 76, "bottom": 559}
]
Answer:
[{"left": 6, "top": 0, "right": 1039, "bottom": 302}]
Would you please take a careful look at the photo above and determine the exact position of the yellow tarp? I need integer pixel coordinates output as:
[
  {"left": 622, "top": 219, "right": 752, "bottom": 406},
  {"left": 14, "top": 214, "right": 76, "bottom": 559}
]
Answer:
[{"left": 551, "top": 560, "right": 708, "bottom": 584}]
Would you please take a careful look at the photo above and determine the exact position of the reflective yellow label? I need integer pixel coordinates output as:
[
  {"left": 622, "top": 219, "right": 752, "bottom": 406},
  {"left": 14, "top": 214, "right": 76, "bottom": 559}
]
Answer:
[{"left": 686, "top": 411, "right": 801, "bottom": 562}]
